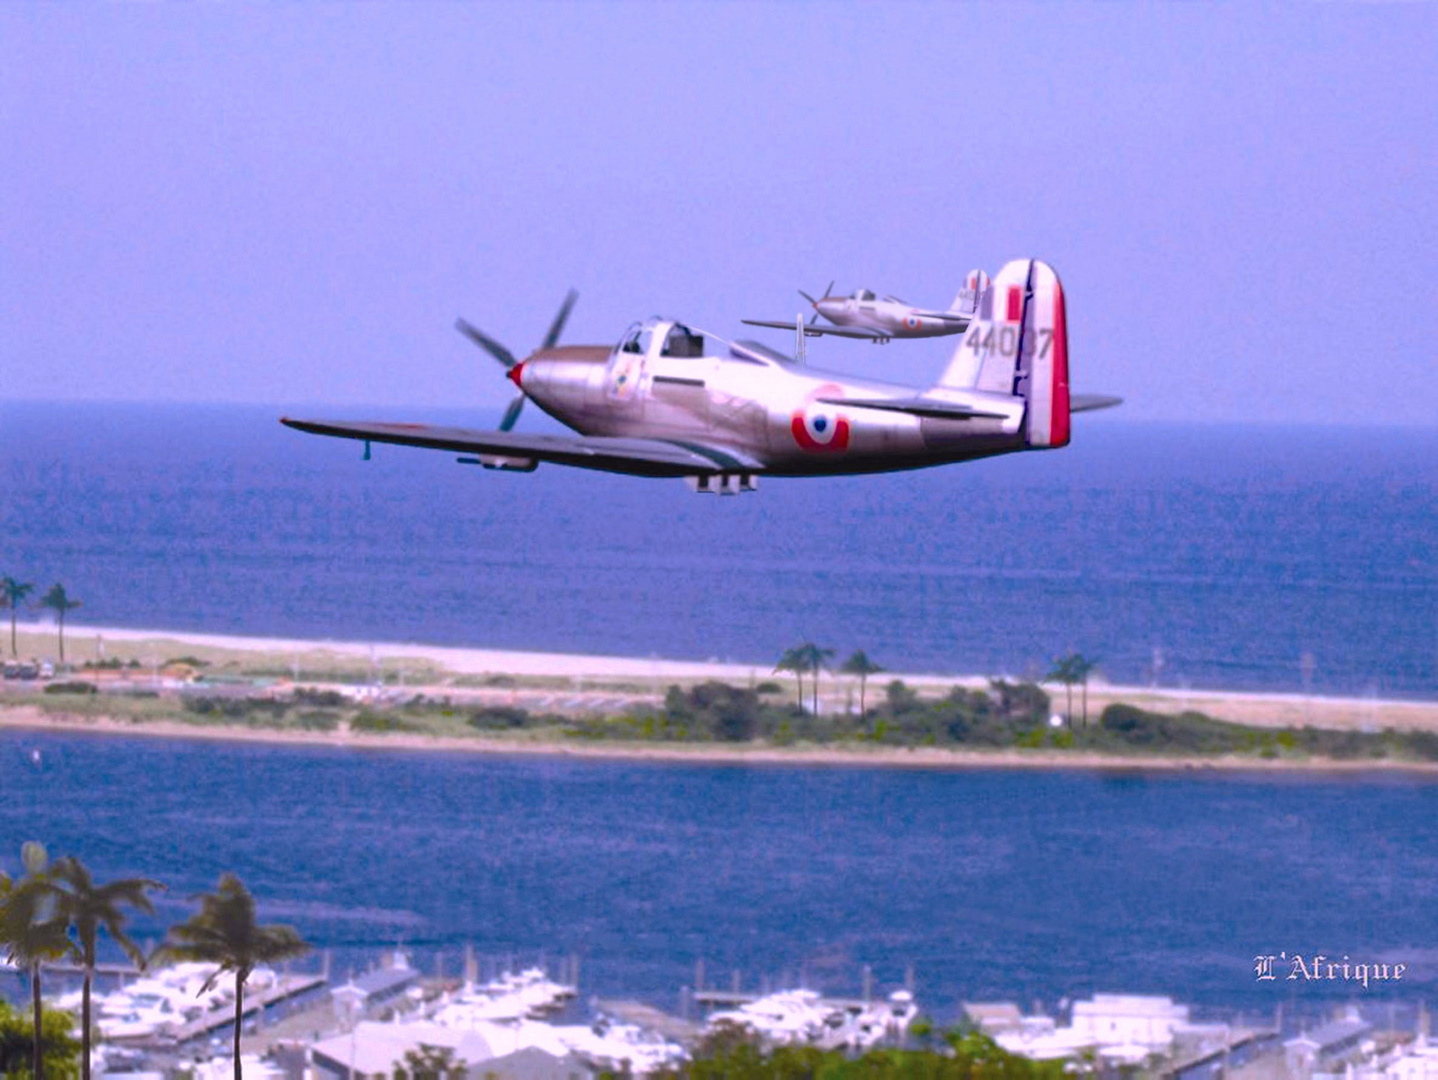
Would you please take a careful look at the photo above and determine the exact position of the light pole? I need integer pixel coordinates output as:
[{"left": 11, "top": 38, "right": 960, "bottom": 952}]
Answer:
[{"left": 332, "top": 982, "right": 366, "bottom": 1080}]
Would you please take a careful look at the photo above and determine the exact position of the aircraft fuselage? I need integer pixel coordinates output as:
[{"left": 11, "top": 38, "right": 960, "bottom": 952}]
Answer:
[
  {"left": 812, "top": 295, "right": 965, "bottom": 340},
  {"left": 514, "top": 325, "right": 1025, "bottom": 477}
]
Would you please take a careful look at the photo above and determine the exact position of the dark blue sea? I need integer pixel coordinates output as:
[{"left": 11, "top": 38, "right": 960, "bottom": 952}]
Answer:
[
  {"left": 0, "top": 403, "right": 1434, "bottom": 696},
  {"left": 2, "top": 734, "right": 1436, "bottom": 1018}
]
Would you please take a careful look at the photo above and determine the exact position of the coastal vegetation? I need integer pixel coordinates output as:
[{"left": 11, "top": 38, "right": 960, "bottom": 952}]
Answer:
[
  {"left": 1, "top": 850, "right": 306, "bottom": 1080},
  {"left": 839, "top": 651, "right": 884, "bottom": 718},
  {"left": 49, "top": 858, "right": 162, "bottom": 1080},
  {"left": 1044, "top": 653, "right": 1096, "bottom": 729},
  {"left": 2, "top": 578, "right": 36, "bottom": 659},
  {"left": 155, "top": 874, "right": 312, "bottom": 1080},
  {"left": 1, "top": 843, "right": 73, "bottom": 1080},
  {"left": 636, "top": 1022, "right": 1062, "bottom": 1079},
  {"left": 37, "top": 586, "right": 82, "bottom": 667},
  {"left": 17, "top": 675, "right": 1438, "bottom": 767},
  {"left": 0, "top": 1000, "right": 78, "bottom": 1080},
  {"left": 4, "top": 619, "right": 1434, "bottom": 768}
]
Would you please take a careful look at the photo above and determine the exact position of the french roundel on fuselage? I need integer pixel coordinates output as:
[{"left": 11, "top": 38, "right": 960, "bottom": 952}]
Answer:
[{"left": 791, "top": 384, "right": 850, "bottom": 452}]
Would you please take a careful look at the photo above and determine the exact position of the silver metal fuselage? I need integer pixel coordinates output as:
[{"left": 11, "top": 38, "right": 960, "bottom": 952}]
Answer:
[
  {"left": 813, "top": 295, "right": 964, "bottom": 340},
  {"left": 514, "top": 324, "right": 1026, "bottom": 478}
]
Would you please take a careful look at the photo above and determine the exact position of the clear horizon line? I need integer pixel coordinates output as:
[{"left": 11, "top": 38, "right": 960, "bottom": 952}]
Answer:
[{"left": 1, "top": 397, "right": 1435, "bottom": 433}]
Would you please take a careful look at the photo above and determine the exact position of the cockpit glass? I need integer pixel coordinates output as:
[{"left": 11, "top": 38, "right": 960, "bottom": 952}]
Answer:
[
  {"left": 619, "top": 325, "right": 650, "bottom": 354},
  {"left": 661, "top": 324, "right": 705, "bottom": 358},
  {"left": 857, "top": 289, "right": 875, "bottom": 302}
]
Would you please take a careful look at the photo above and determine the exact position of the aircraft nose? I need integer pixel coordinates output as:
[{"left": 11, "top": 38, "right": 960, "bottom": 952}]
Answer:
[{"left": 508, "top": 362, "right": 525, "bottom": 388}]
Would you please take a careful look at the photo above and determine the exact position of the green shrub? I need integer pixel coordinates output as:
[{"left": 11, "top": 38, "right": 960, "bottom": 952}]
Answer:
[
  {"left": 182, "top": 695, "right": 289, "bottom": 722},
  {"left": 296, "top": 710, "right": 339, "bottom": 731},
  {"left": 468, "top": 706, "right": 530, "bottom": 730},
  {"left": 293, "top": 687, "right": 348, "bottom": 708},
  {"left": 351, "top": 712, "right": 421, "bottom": 733},
  {"left": 43, "top": 681, "right": 97, "bottom": 695}
]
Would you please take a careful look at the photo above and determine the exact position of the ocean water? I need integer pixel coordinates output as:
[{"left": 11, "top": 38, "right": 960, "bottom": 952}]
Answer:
[
  {"left": 0, "top": 402, "right": 1433, "bottom": 697},
  {"left": 2, "top": 406, "right": 1436, "bottom": 1018},
  {"left": 2, "top": 733, "right": 1435, "bottom": 1015}
]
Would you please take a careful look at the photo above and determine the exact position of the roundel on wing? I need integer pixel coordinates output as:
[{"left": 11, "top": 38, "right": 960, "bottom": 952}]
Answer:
[{"left": 791, "top": 383, "right": 850, "bottom": 452}]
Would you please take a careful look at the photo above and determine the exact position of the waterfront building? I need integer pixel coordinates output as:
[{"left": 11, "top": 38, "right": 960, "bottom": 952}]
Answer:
[
  {"left": 1069, "top": 993, "right": 1191, "bottom": 1049},
  {"left": 1385, "top": 1036, "right": 1438, "bottom": 1078},
  {"left": 1284, "top": 1009, "right": 1373, "bottom": 1075},
  {"left": 961, "top": 1002, "right": 1024, "bottom": 1037}
]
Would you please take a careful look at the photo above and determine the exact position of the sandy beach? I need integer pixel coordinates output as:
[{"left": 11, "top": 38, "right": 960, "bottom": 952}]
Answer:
[
  {"left": 7, "top": 620, "right": 1436, "bottom": 732},
  {"left": 2, "top": 620, "right": 1437, "bottom": 774}
]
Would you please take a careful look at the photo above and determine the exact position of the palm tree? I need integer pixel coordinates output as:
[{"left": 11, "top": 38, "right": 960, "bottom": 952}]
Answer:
[
  {"left": 394, "top": 1044, "right": 468, "bottom": 1079},
  {"left": 52, "top": 858, "right": 163, "bottom": 1080},
  {"left": 799, "top": 643, "right": 834, "bottom": 715},
  {"left": 1045, "top": 653, "right": 1083, "bottom": 730},
  {"left": 0, "top": 843, "right": 75, "bottom": 1080},
  {"left": 37, "top": 584, "right": 82, "bottom": 666},
  {"left": 774, "top": 647, "right": 808, "bottom": 709},
  {"left": 839, "top": 651, "right": 885, "bottom": 718},
  {"left": 1, "top": 578, "right": 34, "bottom": 659},
  {"left": 153, "top": 873, "right": 310, "bottom": 1080},
  {"left": 1070, "top": 654, "right": 1098, "bottom": 729}
]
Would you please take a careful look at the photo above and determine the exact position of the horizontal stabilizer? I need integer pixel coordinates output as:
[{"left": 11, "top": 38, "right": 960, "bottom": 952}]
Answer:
[
  {"left": 815, "top": 396, "right": 1009, "bottom": 421},
  {"left": 1071, "top": 394, "right": 1124, "bottom": 413}
]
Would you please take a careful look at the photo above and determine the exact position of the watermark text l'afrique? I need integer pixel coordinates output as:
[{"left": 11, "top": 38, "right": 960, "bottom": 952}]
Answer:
[{"left": 1255, "top": 953, "right": 1406, "bottom": 989}]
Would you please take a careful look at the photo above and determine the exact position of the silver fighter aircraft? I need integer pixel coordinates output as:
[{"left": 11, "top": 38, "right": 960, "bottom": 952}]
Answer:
[
  {"left": 282, "top": 259, "right": 1121, "bottom": 495},
  {"left": 741, "top": 269, "right": 991, "bottom": 342}
]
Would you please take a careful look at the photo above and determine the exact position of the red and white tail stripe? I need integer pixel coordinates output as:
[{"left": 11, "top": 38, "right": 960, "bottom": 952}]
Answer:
[
  {"left": 1024, "top": 261, "right": 1070, "bottom": 449},
  {"left": 935, "top": 258, "right": 1071, "bottom": 449}
]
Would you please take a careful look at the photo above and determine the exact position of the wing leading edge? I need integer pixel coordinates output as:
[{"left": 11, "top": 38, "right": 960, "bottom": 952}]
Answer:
[{"left": 280, "top": 418, "right": 764, "bottom": 478}]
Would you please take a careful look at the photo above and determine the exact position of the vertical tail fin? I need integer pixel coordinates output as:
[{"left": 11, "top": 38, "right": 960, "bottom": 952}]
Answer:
[
  {"left": 950, "top": 268, "right": 990, "bottom": 316},
  {"left": 934, "top": 259, "right": 1070, "bottom": 448}
]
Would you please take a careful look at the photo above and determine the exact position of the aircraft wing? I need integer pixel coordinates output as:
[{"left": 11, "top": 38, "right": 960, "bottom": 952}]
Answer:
[
  {"left": 1071, "top": 394, "right": 1124, "bottom": 413},
  {"left": 739, "top": 319, "right": 888, "bottom": 341},
  {"left": 280, "top": 418, "right": 765, "bottom": 477}
]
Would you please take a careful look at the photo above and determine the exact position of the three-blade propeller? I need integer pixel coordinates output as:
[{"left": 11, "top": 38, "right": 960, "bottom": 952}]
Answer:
[
  {"left": 455, "top": 289, "right": 578, "bottom": 432},
  {"left": 796, "top": 280, "right": 835, "bottom": 326}
]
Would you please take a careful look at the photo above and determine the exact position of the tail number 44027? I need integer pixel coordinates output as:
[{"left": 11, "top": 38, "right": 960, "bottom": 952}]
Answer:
[{"left": 965, "top": 325, "right": 1053, "bottom": 359}]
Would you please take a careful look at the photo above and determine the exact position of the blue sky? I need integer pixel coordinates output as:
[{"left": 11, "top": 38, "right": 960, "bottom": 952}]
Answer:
[{"left": 2, "top": 3, "right": 1433, "bottom": 424}]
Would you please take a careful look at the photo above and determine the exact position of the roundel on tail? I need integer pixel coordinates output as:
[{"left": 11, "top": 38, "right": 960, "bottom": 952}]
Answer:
[{"left": 791, "top": 384, "right": 850, "bottom": 452}]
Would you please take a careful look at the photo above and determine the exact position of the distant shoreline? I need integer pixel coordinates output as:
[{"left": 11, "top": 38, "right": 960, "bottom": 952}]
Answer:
[
  {"left": 4, "top": 620, "right": 1438, "bottom": 774},
  {"left": 11, "top": 619, "right": 1437, "bottom": 711},
  {"left": 5, "top": 707, "right": 1438, "bottom": 777}
]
